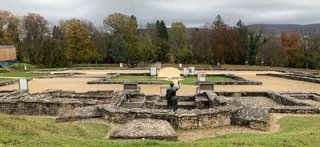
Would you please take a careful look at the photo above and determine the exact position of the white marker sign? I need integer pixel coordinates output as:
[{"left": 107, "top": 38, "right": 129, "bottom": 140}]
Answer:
[
  {"left": 120, "top": 63, "right": 123, "bottom": 68},
  {"left": 197, "top": 72, "right": 206, "bottom": 82},
  {"left": 188, "top": 67, "right": 195, "bottom": 75},
  {"left": 19, "top": 79, "right": 28, "bottom": 91},
  {"left": 150, "top": 67, "right": 157, "bottom": 76}
]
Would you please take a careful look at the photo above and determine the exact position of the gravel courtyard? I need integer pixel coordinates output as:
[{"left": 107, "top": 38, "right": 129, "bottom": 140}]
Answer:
[{"left": 0, "top": 69, "right": 319, "bottom": 95}]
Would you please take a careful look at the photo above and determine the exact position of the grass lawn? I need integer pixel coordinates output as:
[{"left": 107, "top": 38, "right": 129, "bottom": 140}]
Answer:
[
  {"left": 108, "top": 75, "right": 172, "bottom": 85},
  {"left": 180, "top": 75, "right": 236, "bottom": 85},
  {"left": 0, "top": 114, "right": 319, "bottom": 146},
  {"left": 0, "top": 72, "right": 49, "bottom": 78}
]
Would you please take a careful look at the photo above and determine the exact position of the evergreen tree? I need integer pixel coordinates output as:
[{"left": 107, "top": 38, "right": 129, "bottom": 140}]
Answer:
[{"left": 155, "top": 20, "right": 170, "bottom": 62}]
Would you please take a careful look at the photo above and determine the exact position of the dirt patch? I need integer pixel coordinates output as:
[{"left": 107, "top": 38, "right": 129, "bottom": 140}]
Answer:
[{"left": 158, "top": 67, "right": 181, "bottom": 79}]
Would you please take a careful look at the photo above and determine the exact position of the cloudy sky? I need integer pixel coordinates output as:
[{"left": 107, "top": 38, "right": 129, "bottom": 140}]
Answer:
[{"left": 1, "top": 0, "right": 320, "bottom": 27}]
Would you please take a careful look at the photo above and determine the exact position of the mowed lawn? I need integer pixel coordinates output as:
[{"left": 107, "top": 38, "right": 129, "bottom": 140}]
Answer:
[
  {"left": 181, "top": 75, "right": 236, "bottom": 85},
  {"left": 0, "top": 113, "right": 320, "bottom": 146},
  {"left": 108, "top": 75, "right": 172, "bottom": 84}
]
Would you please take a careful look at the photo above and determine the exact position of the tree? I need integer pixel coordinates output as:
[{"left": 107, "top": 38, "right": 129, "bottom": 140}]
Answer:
[
  {"left": 0, "top": 10, "right": 20, "bottom": 45},
  {"left": 104, "top": 13, "right": 140, "bottom": 67},
  {"left": 257, "top": 38, "right": 286, "bottom": 66},
  {"left": 190, "top": 25, "right": 212, "bottom": 64},
  {"left": 64, "top": 19, "right": 96, "bottom": 63},
  {"left": 22, "top": 13, "right": 49, "bottom": 64},
  {"left": 246, "top": 29, "right": 266, "bottom": 65},
  {"left": 43, "top": 25, "right": 68, "bottom": 67},
  {"left": 235, "top": 19, "right": 248, "bottom": 64},
  {"left": 140, "top": 32, "right": 156, "bottom": 63},
  {"left": 300, "top": 33, "right": 320, "bottom": 69},
  {"left": 155, "top": 20, "right": 170, "bottom": 62},
  {"left": 110, "top": 34, "right": 126, "bottom": 63},
  {"left": 169, "top": 22, "right": 192, "bottom": 63},
  {"left": 281, "top": 31, "right": 302, "bottom": 67},
  {"left": 210, "top": 15, "right": 242, "bottom": 64}
]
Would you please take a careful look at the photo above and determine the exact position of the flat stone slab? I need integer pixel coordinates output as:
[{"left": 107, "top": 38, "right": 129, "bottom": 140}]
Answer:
[{"left": 109, "top": 118, "right": 177, "bottom": 141}]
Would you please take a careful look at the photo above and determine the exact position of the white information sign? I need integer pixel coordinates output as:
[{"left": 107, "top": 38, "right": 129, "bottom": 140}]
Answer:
[
  {"left": 150, "top": 67, "right": 157, "bottom": 76},
  {"left": 179, "top": 63, "right": 183, "bottom": 69},
  {"left": 197, "top": 72, "right": 206, "bottom": 82},
  {"left": 19, "top": 79, "right": 28, "bottom": 91},
  {"left": 188, "top": 67, "right": 195, "bottom": 75},
  {"left": 120, "top": 63, "right": 123, "bottom": 68}
]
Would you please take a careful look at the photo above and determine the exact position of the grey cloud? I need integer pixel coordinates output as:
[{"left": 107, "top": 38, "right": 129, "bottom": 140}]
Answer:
[{"left": 0, "top": 0, "right": 320, "bottom": 27}]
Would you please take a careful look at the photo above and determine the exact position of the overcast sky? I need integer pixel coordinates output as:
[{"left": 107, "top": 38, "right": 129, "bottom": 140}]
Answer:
[{"left": 1, "top": 0, "right": 320, "bottom": 27}]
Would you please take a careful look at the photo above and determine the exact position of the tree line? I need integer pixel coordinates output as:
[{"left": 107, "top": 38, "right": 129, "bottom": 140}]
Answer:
[{"left": 0, "top": 10, "right": 319, "bottom": 68}]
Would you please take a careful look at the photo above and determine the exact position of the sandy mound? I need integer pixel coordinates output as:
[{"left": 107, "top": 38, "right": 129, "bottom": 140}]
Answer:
[{"left": 157, "top": 67, "right": 181, "bottom": 78}]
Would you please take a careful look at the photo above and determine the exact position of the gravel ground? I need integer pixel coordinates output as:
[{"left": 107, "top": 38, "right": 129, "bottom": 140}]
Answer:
[
  {"left": 225, "top": 96, "right": 285, "bottom": 107},
  {"left": 0, "top": 69, "right": 319, "bottom": 94}
]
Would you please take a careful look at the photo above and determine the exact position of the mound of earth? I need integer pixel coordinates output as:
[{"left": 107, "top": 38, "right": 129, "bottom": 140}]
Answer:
[{"left": 109, "top": 118, "right": 177, "bottom": 141}]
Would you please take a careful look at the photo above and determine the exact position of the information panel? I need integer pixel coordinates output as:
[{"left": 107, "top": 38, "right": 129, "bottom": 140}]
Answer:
[
  {"left": 188, "top": 67, "right": 195, "bottom": 75},
  {"left": 197, "top": 72, "right": 206, "bottom": 82},
  {"left": 150, "top": 67, "right": 157, "bottom": 76},
  {"left": 19, "top": 79, "right": 28, "bottom": 91}
]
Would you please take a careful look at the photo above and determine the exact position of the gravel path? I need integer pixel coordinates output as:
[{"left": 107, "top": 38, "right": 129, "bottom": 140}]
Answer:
[{"left": 0, "top": 69, "right": 319, "bottom": 94}]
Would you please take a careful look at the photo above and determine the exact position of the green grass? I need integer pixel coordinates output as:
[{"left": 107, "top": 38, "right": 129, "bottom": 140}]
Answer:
[
  {"left": 180, "top": 75, "right": 236, "bottom": 85},
  {"left": 108, "top": 75, "right": 172, "bottom": 85},
  {"left": 0, "top": 72, "right": 48, "bottom": 78},
  {"left": 0, "top": 114, "right": 320, "bottom": 146}
]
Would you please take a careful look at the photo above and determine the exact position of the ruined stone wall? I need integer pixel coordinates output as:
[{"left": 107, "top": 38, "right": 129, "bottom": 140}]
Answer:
[
  {"left": 0, "top": 90, "right": 115, "bottom": 116},
  {"left": 257, "top": 73, "right": 320, "bottom": 84},
  {"left": 0, "top": 101, "right": 91, "bottom": 115},
  {"left": 99, "top": 104, "right": 238, "bottom": 129},
  {"left": 266, "top": 92, "right": 312, "bottom": 106}
]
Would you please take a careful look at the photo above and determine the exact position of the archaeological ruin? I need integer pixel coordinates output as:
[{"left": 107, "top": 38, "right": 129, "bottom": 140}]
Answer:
[{"left": 0, "top": 85, "right": 319, "bottom": 140}]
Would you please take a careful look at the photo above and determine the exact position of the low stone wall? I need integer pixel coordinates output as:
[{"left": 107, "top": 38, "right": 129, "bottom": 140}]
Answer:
[
  {"left": 270, "top": 106, "right": 320, "bottom": 114},
  {"left": 280, "top": 92, "right": 320, "bottom": 101},
  {"left": 0, "top": 90, "right": 116, "bottom": 116},
  {"left": 87, "top": 73, "right": 164, "bottom": 85},
  {"left": 0, "top": 101, "right": 90, "bottom": 116},
  {"left": 0, "top": 79, "right": 18, "bottom": 87},
  {"left": 266, "top": 92, "right": 312, "bottom": 106},
  {"left": 257, "top": 73, "right": 320, "bottom": 84},
  {"left": 46, "top": 89, "right": 114, "bottom": 100},
  {"left": 231, "top": 107, "right": 270, "bottom": 131},
  {"left": 99, "top": 104, "right": 240, "bottom": 129},
  {"left": 0, "top": 78, "right": 32, "bottom": 87},
  {"left": 186, "top": 74, "right": 262, "bottom": 85}
]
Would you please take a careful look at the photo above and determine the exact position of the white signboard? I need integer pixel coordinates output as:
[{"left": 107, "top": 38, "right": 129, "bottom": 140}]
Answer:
[
  {"left": 183, "top": 67, "right": 189, "bottom": 76},
  {"left": 188, "top": 67, "right": 195, "bottom": 75},
  {"left": 150, "top": 67, "right": 157, "bottom": 76},
  {"left": 197, "top": 72, "right": 206, "bottom": 82},
  {"left": 179, "top": 63, "right": 183, "bottom": 69},
  {"left": 19, "top": 79, "right": 28, "bottom": 91},
  {"left": 120, "top": 63, "right": 123, "bottom": 68}
]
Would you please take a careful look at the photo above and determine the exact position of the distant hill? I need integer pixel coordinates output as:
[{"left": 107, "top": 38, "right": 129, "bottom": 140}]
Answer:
[{"left": 248, "top": 24, "right": 320, "bottom": 35}]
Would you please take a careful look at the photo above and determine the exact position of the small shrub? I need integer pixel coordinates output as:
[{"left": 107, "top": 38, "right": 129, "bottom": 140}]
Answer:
[
  {"left": 7, "top": 63, "right": 36, "bottom": 71},
  {"left": 0, "top": 68, "right": 8, "bottom": 73}
]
